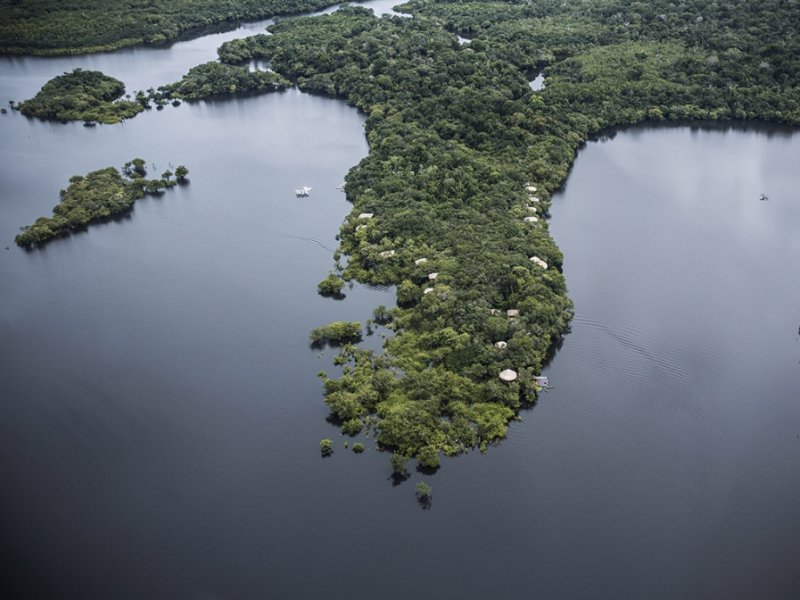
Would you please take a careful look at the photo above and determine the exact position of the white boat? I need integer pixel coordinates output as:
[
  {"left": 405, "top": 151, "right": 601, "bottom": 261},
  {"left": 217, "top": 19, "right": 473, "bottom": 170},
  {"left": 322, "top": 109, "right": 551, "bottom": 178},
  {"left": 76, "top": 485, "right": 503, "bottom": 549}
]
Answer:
[{"left": 295, "top": 186, "right": 312, "bottom": 197}]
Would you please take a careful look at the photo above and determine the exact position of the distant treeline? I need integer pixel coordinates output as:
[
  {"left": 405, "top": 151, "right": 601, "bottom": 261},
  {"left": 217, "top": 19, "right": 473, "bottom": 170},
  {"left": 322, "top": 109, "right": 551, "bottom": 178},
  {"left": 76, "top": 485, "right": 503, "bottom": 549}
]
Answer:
[{"left": 0, "top": 0, "right": 340, "bottom": 55}]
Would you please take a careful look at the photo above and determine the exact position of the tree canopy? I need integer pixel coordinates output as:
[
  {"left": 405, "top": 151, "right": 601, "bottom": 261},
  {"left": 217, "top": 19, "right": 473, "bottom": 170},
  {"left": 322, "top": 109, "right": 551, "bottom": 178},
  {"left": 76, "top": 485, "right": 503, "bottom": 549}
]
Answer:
[
  {"left": 226, "top": 0, "right": 799, "bottom": 469},
  {"left": 17, "top": 68, "right": 142, "bottom": 124},
  {"left": 0, "top": 0, "right": 341, "bottom": 55},
  {"left": 16, "top": 160, "right": 186, "bottom": 247}
]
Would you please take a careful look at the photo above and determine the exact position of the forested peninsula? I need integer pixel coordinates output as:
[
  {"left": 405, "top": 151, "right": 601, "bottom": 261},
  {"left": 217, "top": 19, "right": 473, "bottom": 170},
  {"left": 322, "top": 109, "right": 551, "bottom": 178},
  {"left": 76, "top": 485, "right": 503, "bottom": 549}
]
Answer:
[
  {"left": 15, "top": 160, "right": 188, "bottom": 247},
  {"left": 5, "top": 0, "right": 799, "bottom": 473},
  {"left": 218, "top": 0, "right": 799, "bottom": 471}
]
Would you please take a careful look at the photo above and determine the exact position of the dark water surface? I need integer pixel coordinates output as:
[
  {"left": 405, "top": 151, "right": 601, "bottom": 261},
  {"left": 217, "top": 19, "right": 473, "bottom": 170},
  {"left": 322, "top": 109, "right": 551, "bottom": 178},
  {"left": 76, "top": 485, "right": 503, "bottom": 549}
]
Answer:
[{"left": 2, "top": 8, "right": 800, "bottom": 599}]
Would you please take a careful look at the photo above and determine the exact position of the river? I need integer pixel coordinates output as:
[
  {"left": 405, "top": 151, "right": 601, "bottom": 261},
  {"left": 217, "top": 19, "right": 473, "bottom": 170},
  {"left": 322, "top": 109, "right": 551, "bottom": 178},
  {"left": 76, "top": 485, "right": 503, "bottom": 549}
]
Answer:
[{"left": 1, "top": 5, "right": 799, "bottom": 599}]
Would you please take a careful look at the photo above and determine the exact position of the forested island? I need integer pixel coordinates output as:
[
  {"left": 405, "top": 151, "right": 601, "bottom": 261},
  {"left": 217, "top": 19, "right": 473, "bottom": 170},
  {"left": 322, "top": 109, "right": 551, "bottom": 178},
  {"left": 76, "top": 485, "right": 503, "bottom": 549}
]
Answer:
[
  {"left": 5, "top": 0, "right": 799, "bottom": 473},
  {"left": 16, "top": 68, "right": 143, "bottom": 124},
  {"left": 17, "top": 63, "right": 290, "bottom": 124},
  {"left": 15, "top": 160, "right": 188, "bottom": 247}
]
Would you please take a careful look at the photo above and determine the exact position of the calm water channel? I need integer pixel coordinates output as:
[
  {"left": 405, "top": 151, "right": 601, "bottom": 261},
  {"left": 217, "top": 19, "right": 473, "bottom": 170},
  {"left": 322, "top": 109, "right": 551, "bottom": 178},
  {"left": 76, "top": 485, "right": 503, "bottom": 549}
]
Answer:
[{"left": 1, "top": 4, "right": 799, "bottom": 599}]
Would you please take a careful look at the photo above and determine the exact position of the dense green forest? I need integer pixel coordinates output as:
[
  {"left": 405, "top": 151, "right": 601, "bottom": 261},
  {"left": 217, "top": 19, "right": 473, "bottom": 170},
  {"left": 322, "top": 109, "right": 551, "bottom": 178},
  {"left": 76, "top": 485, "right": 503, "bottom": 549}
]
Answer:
[
  {"left": 6, "top": 0, "right": 799, "bottom": 472},
  {"left": 17, "top": 69, "right": 143, "bottom": 124},
  {"left": 15, "top": 160, "right": 188, "bottom": 247},
  {"left": 0, "top": 0, "right": 340, "bottom": 55},
  {"left": 18, "top": 63, "right": 290, "bottom": 123},
  {"left": 214, "top": 0, "right": 799, "bottom": 471},
  {"left": 158, "top": 61, "right": 290, "bottom": 101}
]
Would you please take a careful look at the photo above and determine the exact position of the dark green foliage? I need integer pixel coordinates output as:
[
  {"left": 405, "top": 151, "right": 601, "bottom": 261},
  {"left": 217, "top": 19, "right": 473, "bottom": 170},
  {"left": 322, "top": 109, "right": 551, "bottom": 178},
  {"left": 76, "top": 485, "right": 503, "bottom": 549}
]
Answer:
[
  {"left": 17, "top": 68, "right": 142, "bottom": 124},
  {"left": 244, "top": 1, "right": 800, "bottom": 472},
  {"left": 11, "top": 0, "right": 797, "bottom": 475},
  {"left": 341, "top": 418, "right": 363, "bottom": 436},
  {"left": 309, "top": 321, "right": 362, "bottom": 345},
  {"left": 352, "top": 442, "right": 365, "bottom": 453},
  {"left": 317, "top": 273, "right": 345, "bottom": 297},
  {"left": 123, "top": 158, "right": 147, "bottom": 178},
  {"left": 0, "top": 0, "right": 342, "bottom": 55},
  {"left": 159, "top": 61, "right": 290, "bottom": 101},
  {"left": 396, "top": 280, "right": 421, "bottom": 307},
  {"left": 320, "top": 438, "right": 334, "bottom": 456},
  {"left": 415, "top": 481, "right": 432, "bottom": 508},
  {"left": 248, "top": 8, "right": 572, "bottom": 468},
  {"left": 15, "top": 160, "right": 185, "bottom": 247},
  {"left": 372, "top": 305, "right": 393, "bottom": 326},
  {"left": 390, "top": 452, "right": 410, "bottom": 477},
  {"left": 416, "top": 446, "right": 441, "bottom": 470},
  {"left": 175, "top": 165, "right": 190, "bottom": 182}
]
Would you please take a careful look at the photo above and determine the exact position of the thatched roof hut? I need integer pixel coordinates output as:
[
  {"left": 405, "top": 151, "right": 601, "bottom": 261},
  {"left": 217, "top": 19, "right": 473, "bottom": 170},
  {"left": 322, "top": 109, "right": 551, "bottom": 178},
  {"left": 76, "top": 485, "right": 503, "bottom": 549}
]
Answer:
[{"left": 499, "top": 369, "right": 518, "bottom": 382}]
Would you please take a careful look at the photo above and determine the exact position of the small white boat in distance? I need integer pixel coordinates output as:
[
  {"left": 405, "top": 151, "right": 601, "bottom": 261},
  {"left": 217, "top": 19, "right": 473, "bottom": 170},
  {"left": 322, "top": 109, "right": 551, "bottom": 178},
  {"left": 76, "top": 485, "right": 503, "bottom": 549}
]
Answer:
[{"left": 295, "top": 186, "right": 312, "bottom": 197}]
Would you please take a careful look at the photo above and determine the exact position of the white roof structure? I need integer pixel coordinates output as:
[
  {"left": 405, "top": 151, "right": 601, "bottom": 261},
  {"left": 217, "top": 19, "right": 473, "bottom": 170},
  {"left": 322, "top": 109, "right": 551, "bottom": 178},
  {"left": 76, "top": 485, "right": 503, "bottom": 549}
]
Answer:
[
  {"left": 524, "top": 216, "right": 539, "bottom": 223},
  {"left": 358, "top": 212, "right": 374, "bottom": 220},
  {"left": 427, "top": 272, "right": 438, "bottom": 280},
  {"left": 494, "top": 341, "right": 508, "bottom": 350},
  {"left": 507, "top": 309, "right": 520, "bottom": 317},
  {"left": 529, "top": 196, "right": 540, "bottom": 203},
  {"left": 499, "top": 369, "right": 518, "bottom": 382},
  {"left": 414, "top": 257, "right": 428, "bottom": 265},
  {"left": 530, "top": 256, "right": 549, "bottom": 269},
  {"left": 379, "top": 249, "right": 396, "bottom": 258},
  {"left": 423, "top": 287, "right": 434, "bottom": 294},
  {"left": 526, "top": 185, "right": 537, "bottom": 192}
]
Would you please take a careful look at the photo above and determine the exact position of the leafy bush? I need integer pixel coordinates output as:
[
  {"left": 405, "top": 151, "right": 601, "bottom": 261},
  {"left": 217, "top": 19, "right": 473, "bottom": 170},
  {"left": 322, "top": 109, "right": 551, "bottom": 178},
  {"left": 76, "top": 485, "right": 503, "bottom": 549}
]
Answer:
[
  {"left": 320, "top": 438, "right": 334, "bottom": 456},
  {"left": 317, "top": 274, "right": 345, "bottom": 297},
  {"left": 309, "top": 321, "right": 362, "bottom": 345}
]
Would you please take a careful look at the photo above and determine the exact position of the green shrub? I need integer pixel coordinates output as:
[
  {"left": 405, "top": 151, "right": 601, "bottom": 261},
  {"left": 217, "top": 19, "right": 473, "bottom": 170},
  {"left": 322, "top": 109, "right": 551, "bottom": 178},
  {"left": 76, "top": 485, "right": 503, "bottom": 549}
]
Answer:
[
  {"left": 309, "top": 321, "right": 362, "bottom": 345},
  {"left": 320, "top": 438, "right": 334, "bottom": 456},
  {"left": 317, "top": 274, "right": 345, "bottom": 297}
]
